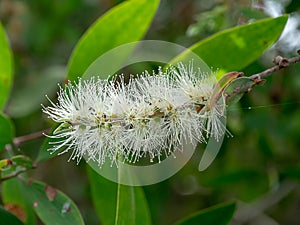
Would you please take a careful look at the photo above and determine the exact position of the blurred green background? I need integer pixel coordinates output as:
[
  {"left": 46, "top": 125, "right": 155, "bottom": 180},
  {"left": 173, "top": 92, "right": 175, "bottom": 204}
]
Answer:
[{"left": 1, "top": 0, "right": 300, "bottom": 224}]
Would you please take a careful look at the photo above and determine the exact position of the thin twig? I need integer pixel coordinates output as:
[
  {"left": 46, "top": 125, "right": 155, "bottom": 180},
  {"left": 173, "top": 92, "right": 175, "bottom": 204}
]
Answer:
[
  {"left": 0, "top": 168, "right": 28, "bottom": 182},
  {"left": 232, "top": 181, "right": 297, "bottom": 225},
  {"left": 0, "top": 162, "right": 37, "bottom": 182},
  {"left": 13, "top": 128, "right": 50, "bottom": 147},
  {"left": 250, "top": 49, "right": 300, "bottom": 80}
]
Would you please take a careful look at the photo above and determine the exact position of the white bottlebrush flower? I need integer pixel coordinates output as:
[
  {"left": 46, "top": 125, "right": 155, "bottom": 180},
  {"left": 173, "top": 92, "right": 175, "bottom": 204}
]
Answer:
[{"left": 42, "top": 62, "right": 227, "bottom": 167}]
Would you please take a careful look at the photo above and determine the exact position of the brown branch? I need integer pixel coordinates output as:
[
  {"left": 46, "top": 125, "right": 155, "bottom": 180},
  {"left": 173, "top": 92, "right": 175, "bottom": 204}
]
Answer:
[
  {"left": 13, "top": 128, "right": 50, "bottom": 147},
  {"left": 0, "top": 168, "right": 28, "bottom": 182},
  {"left": 249, "top": 49, "right": 300, "bottom": 80},
  {"left": 0, "top": 163, "right": 37, "bottom": 182}
]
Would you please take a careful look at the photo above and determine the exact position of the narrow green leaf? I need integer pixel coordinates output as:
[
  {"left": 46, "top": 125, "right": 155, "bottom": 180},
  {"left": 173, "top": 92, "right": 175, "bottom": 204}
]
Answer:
[
  {"left": 173, "top": 16, "right": 288, "bottom": 76},
  {"left": 23, "top": 181, "right": 85, "bottom": 225},
  {"left": 0, "top": 205, "right": 24, "bottom": 225},
  {"left": 0, "top": 22, "right": 13, "bottom": 110},
  {"left": 2, "top": 178, "right": 36, "bottom": 225},
  {"left": 0, "top": 113, "right": 14, "bottom": 150},
  {"left": 115, "top": 181, "right": 151, "bottom": 225},
  {"left": 88, "top": 167, "right": 116, "bottom": 225},
  {"left": 67, "top": 0, "right": 160, "bottom": 80},
  {"left": 88, "top": 167, "right": 151, "bottom": 225},
  {"left": 175, "top": 202, "right": 236, "bottom": 225}
]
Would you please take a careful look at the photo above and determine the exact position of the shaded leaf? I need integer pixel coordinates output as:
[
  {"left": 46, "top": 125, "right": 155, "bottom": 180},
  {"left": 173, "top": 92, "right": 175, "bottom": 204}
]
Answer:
[
  {"left": 0, "top": 22, "right": 13, "bottom": 110},
  {"left": 88, "top": 167, "right": 151, "bottom": 225},
  {"left": 0, "top": 205, "right": 24, "bottom": 225},
  {"left": 175, "top": 202, "right": 236, "bottom": 225},
  {"left": 67, "top": 0, "right": 160, "bottom": 80},
  {"left": 286, "top": 0, "right": 300, "bottom": 13},
  {"left": 7, "top": 65, "right": 66, "bottom": 118},
  {"left": 0, "top": 113, "right": 14, "bottom": 150},
  {"left": 88, "top": 167, "right": 116, "bottom": 225},
  {"left": 281, "top": 167, "right": 300, "bottom": 181},
  {"left": 24, "top": 181, "right": 85, "bottom": 225},
  {"left": 2, "top": 179, "right": 36, "bottom": 225}
]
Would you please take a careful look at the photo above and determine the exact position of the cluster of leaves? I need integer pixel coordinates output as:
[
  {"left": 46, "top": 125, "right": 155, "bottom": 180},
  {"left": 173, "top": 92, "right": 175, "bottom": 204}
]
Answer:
[{"left": 0, "top": 0, "right": 299, "bottom": 225}]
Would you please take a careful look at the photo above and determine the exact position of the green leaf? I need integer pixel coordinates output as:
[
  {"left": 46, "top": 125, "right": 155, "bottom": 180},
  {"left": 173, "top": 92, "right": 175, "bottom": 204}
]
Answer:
[
  {"left": 87, "top": 167, "right": 116, "bottom": 225},
  {"left": 173, "top": 16, "right": 288, "bottom": 76},
  {"left": 175, "top": 202, "right": 236, "bottom": 225},
  {"left": 67, "top": 0, "right": 160, "bottom": 80},
  {"left": 88, "top": 167, "right": 151, "bottom": 225},
  {"left": 0, "top": 113, "right": 14, "bottom": 150},
  {"left": 2, "top": 178, "right": 36, "bottom": 225},
  {"left": 23, "top": 181, "right": 85, "bottom": 225},
  {"left": 0, "top": 205, "right": 24, "bottom": 225},
  {"left": 0, "top": 22, "right": 13, "bottom": 110}
]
